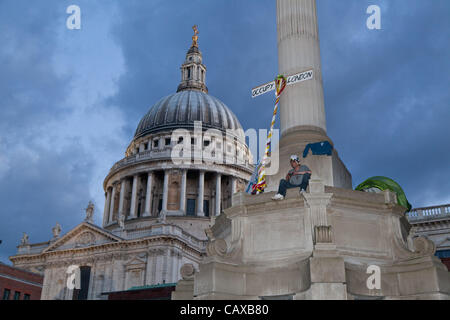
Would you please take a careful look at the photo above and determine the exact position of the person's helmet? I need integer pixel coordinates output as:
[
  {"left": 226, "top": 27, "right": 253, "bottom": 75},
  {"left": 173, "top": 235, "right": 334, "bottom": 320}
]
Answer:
[{"left": 290, "top": 155, "right": 300, "bottom": 163}]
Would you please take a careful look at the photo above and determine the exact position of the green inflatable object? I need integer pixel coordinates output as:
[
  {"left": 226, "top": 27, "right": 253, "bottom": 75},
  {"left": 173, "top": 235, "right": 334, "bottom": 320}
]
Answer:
[{"left": 355, "top": 176, "right": 412, "bottom": 211}]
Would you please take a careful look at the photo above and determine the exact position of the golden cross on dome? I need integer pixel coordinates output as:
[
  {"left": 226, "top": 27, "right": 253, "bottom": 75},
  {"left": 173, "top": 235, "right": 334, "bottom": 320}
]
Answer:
[{"left": 192, "top": 25, "right": 199, "bottom": 47}]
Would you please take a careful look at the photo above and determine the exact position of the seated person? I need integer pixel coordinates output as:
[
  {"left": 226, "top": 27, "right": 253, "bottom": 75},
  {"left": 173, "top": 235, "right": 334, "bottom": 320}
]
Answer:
[{"left": 272, "top": 155, "right": 312, "bottom": 201}]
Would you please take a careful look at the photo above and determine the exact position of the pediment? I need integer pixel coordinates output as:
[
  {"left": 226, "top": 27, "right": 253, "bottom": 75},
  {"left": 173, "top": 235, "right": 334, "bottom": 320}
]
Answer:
[
  {"left": 124, "top": 254, "right": 147, "bottom": 271},
  {"left": 43, "top": 222, "right": 122, "bottom": 252}
]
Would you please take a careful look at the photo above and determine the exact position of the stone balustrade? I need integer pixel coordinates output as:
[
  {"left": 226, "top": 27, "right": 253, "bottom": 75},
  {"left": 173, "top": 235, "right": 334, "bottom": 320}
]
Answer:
[
  {"left": 116, "top": 224, "right": 207, "bottom": 250},
  {"left": 110, "top": 147, "right": 251, "bottom": 174},
  {"left": 17, "top": 242, "right": 51, "bottom": 255},
  {"left": 406, "top": 204, "right": 450, "bottom": 222}
]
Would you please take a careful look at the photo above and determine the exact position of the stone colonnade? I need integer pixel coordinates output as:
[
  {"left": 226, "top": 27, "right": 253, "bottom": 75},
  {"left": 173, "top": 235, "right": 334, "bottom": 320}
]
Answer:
[{"left": 103, "top": 169, "right": 238, "bottom": 226}]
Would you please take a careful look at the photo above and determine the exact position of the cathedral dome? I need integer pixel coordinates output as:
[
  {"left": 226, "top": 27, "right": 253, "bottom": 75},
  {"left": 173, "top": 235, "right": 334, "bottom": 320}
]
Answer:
[
  {"left": 100, "top": 26, "right": 252, "bottom": 247},
  {"left": 134, "top": 28, "right": 245, "bottom": 141},
  {"left": 134, "top": 90, "right": 244, "bottom": 140}
]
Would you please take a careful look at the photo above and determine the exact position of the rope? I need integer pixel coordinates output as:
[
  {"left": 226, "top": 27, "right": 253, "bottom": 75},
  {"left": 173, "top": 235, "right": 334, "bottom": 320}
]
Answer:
[{"left": 252, "top": 75, "right": 287, "bottom": 194}]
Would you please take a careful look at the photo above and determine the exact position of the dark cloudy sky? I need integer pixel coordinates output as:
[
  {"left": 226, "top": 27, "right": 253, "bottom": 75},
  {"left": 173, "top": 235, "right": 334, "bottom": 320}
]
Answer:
[{"left": 0, "top": 0, "right": 449, "bottom": 264}]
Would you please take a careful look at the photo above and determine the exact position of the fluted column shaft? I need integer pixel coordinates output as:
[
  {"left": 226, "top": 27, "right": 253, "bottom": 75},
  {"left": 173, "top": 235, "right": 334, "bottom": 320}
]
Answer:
[
  {"left": 197, "top": 171, "right": 205, "bottom": 216},
  {"left": 162, "top": 170, "right": 169, "bottom": 213},
  {"left": 277, "top": 0, "right": 326, "bottom": 136},
  {"left": 180, "top": 169, "right": 187, "bottom": 213},
  {"left": 231, "top": 177, "right": 237, "bottom": 194},
  {"left": 144, "top": 172, "right": 153, "bottom": 217},
  {"left": 215, "top": 173, "right": 222, "bottom": 216},
  {"left": 130, "top": 175, "right": 138, "bottom": 218},
  {"left": 103, "top": 188, "right": 112, "bottom": 226},
  {"left": 118, "top": 180, "right": 126, "bottom": 218},
  {"left": 109, "top": 185, "right": 116, "bottom": 222}
]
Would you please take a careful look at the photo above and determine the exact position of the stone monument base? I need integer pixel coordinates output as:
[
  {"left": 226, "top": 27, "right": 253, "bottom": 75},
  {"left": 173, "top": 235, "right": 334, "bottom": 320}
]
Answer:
[{"left": 173, "top": 181, "right": 450, "bottom": 300}]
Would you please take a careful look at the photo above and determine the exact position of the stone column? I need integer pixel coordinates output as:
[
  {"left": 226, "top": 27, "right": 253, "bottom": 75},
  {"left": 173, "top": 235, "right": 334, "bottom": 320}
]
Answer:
[
  {"left": 197, "top": 170, "right": 205, "bottom": 216},
  {"left": 180, "top": 169, "right": 187, "bottom": 214},
  {"left": 277, "top": 0, "right": 326, "bottom": 136},
  {"left": 265, "top": 0, "right": 352, "bottom": 192},
  {"left": 130, "top": 175, "right": 138, "bottom": 218},
  {"left": 170, "top": 250, "right": 177, "bottom": 283},
  {"left": 162, "top": 170, "right": 169, "bottom": 213},
  {"left": 144, "top": 172, "right": 153, "bottom": 217},
  {"left": 103, "top": 188, "right": 111, "bottom": 226},
  {"left": 118, "top": 179, "right": 126, "bottom": 218},
  {"left": 104, "top": 264, "right": 113, "bottom": 294},
  {"left": 109, "top": 184, "right": 116, "bottom": 223},
  {"left": 215, "top": 173, "right": 222, "bottom": 216},
  {"left": 41, "top": 268, "right": 52, "bottom": 299},
  {"left": 231, "top": 176, "right": 237, "bottom": 194}
]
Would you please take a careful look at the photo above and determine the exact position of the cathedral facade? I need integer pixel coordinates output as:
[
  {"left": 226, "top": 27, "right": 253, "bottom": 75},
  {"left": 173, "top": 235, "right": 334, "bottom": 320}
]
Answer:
[{"left": 9, "top": 34, "right": 253, "bottom": 300}]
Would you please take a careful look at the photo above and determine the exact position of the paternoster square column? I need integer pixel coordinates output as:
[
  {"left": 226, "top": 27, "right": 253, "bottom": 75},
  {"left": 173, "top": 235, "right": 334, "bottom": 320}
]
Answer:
[
  {"left": 265, "top": 0, "right": 352, "bottom": 190},
  {"left": 277, "top": 0, "right": 326, "bottom": 136}
]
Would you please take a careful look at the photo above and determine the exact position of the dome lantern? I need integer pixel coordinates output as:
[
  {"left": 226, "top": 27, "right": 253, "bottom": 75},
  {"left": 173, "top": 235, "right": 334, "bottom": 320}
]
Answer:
[
  {"left": 133, "top": 24, "right": 246, "bottom": 143},
  {"left": 177, "top": 25, "right": 208, "bottom": 94}
]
